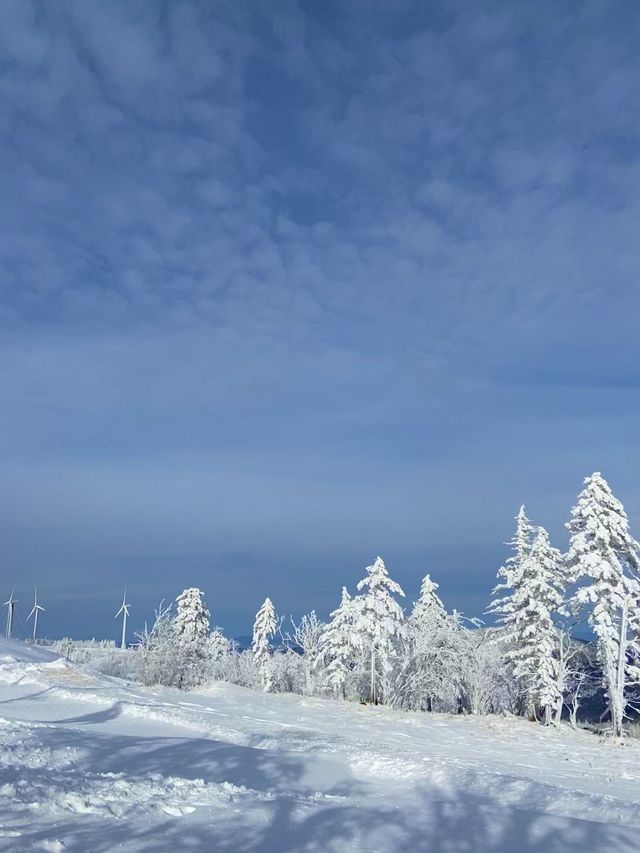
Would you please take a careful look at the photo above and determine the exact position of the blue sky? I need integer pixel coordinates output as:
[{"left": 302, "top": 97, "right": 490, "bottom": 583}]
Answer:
[{"left": 1, "top": 0, "right": 639, "bottom": 641}]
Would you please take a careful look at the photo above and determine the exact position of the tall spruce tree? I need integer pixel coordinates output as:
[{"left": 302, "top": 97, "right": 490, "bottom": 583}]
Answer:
[
  {"left": 411, "top": 574, "right": 446, "bottom": 631},
  {"left": 320, "top": 587, "right": 355, "bottom": 698},
  {"left": 351, "top": 556, "right": 405, "bottom": 704},
  {"left": 174, "top": 588, "right": 210, "bottom": 688},
  {"left": 252, "top": 597, "right": 277, "bottom": 691},
  {"left": 521, "top": 528, "right": 566, "bottom": 724},
  {"left": 567, "top": 472, "right": 640, "bottom": 737},
  {"left": 489, "top": 506, "right": 539, "bottom": 716},
  {"left": 395, "top": 573, "right": 460, "bottom": 712}
]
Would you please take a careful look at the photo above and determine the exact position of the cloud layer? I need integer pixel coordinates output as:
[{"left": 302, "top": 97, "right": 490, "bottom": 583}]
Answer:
[{"left": 1, "top": 0, "right": 639, "bottom": 638}]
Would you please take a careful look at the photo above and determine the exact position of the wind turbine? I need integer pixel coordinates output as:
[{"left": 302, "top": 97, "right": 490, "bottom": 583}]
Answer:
[
  {"left": 114, "top": 588, "right": 130, "bottom": 649},
  {"left": 4, "top": 590, "right": 17, "bottom": 640},
  {"left": 27, "top": 588, "right": 45, "bottom": 641}
]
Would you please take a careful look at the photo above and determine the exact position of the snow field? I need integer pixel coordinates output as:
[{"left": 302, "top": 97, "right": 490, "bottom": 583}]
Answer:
[{"left": 1, "top": 639, "right": 640, "bottom": 852}]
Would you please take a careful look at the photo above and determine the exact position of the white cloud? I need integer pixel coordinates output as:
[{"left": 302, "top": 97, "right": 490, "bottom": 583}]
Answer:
[{"left": 1, "top": 1, "right": 640, "bottom": 630}]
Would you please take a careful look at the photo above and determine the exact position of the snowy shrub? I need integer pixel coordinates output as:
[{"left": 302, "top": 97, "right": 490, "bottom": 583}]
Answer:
[
  {"left": 89, "top": 649, "right": 136, "bottom": 679},
  {"left": 206, "top": 629, "right": 232, "bottom": 680},
  {"left": 231, "top": 648, "right": 262, "bottom": 689},
  {"left": 271, "top": 649, "right": 306, "bottom": 694},
  {"left": 281, "top": 611, "right": 325, "bottom": 695},
  {"left": 458, "top": 628, "right": 516, "bottom": 716},
  {"left": 135, "top": 601, "right": 183, "bottom": 688}
]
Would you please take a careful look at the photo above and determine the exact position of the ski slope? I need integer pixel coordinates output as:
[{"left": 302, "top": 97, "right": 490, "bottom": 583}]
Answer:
[{"left": 1, "top": 639, "right": 639, "bottom": 852}]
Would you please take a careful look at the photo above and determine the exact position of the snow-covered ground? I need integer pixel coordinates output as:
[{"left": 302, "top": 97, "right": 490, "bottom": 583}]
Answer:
[{"left": 1, "top": 639, "right": 639, "bottom": 852}]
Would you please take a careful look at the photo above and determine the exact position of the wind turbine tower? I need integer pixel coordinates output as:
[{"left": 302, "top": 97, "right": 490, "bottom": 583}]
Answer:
[
  {"left": 27, "top": 588, "right": 45, "bottom": 641},
  {"left": 4, "top": 591, "right": 17, "bottom": 640},
  {"left": 115, "top": 588, "right": 130, "bottom": 649}
]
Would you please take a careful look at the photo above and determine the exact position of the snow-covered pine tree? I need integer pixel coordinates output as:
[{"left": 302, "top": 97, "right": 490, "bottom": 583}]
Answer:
[
  {"left": 252, "top": 597, "right": 277, "bottom": 691},
  {"left": 320, "top": 587, "right": 355, "bottom": 698},
  {"left": 488, "top": 508, "right": 565, "bottom": 720},
  {"left": 398, "top": 573, "right": 459, "bottom": 712},
  {"left": 487, "top": 505, "right": 536, "bottom": 650},
  {"left": 174, "top": 588, "right": 211, "bottom": 688},
  {"left": 522, "top": 528, "right": 567, "bottom": 724},
  {"left": 209, "top": 628, "right": 230, "bottom": 662},
  {"left": 175, "top": 588, "right": 210, "bottom": 645},
  {"left": 206, "top": 628, "right": 231, "bottom": 680},
  {"left": 500, "top": 505, "right": 536, "bottom": 580},
  {"left": 411, "top": 574, "right": 446, "bottom": 631},
  {"left": 567, "top": 472, "right": 640, "bottom": 738},
  {"left": 351, "top": 556, "right": 405, "bottom": 705}
]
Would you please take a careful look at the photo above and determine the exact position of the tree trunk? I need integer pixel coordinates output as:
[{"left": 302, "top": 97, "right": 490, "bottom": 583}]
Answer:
[
  {"left": 612, "top": 597, "right": 629, "bottom": 739},
  {"left": 553, "top": 635, "right": 568, "bottom": 724},
  {"left": 605, "top": 656, "right": 622, "bottom": 739},
  {"left": 570, "top": 699, "right": 578, "bottom": 729},
  {"left": 552, "top": 696, "right": 563, "bottom": 725},
  {"left": 370, "top": 647, "right": 376, "bottom": 704}
]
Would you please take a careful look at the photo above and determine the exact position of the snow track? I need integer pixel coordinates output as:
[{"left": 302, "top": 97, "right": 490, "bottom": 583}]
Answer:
[{"left": 1, "top": 640, "right": 640, "bottom": 851}]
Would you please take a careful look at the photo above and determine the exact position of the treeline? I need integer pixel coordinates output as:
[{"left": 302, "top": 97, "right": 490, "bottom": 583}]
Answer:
[{"left": 129, "top": 472, "right": 639, "bottom": 737}]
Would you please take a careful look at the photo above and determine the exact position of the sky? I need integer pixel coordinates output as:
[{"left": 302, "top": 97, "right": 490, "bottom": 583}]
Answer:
[{"left": 1, "top": 0, "right": 639, "bottom": 642}]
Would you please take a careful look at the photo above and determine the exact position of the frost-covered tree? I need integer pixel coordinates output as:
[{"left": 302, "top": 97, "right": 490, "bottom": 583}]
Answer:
[
  {"left": 252, "top": 597, "right": 277, "bottom": 691},
  {"left": 282, "top": 611, "right": 324, "bottom": 695},
  {"left": 489, "top": 509, "right": 566, "bottom": 721},
  {"left": 493, "top": 506, "right": 537, "bottom": 590},
  {"left": 135, "top": 600, "right": 182, "bottom": 687},
  {"left": 209, "top": 628, "right": 230, "bottom": 660},
  {"left": 223, "top": 645, "right": 261, "bottom": 690},
  {"left": 393, "top": 575, "right": 460, "bottom": 712},
  {"left": 488, "top": 506, "right": 535, "bottom": 708},
  {"left": 551, "top": 627, "right": 578, "bottom": 724},
  {"left": 458, "top": 626, "right": 515, "bottom": 716},
  {"left": 320, "top": 587, "right": 355, "bottom": 698},
  {"left": 411, "top": 574, "right": 446, "bottom": 632},
  {"left": 556, "top": 635, "right": 598, "bottom": 728},
  {"left": 271, "top": 648, "right": 305, "bottom": 694},
  {"left": 567, "top": 472, "right": 640, "bottom": 737},
  {"left": 206, "top": 628, "right": 231, "bottom": 680},
  {"left": 351, "top": 557, "right": 405, "bottom": 704},
  {"left": 175, "top": 588, "right": 210, "bottom": 645},
  {"left": 523, "top": 529, "right": 567, "bottom": 724},
  {"left": 174, "top": 587, "right": 211, "bottom": 688}
]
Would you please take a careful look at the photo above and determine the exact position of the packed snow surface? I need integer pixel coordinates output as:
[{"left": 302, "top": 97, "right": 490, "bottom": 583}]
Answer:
[{"left": 1, "top": 639, "right": 639, "bottom": 852}]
